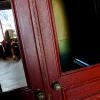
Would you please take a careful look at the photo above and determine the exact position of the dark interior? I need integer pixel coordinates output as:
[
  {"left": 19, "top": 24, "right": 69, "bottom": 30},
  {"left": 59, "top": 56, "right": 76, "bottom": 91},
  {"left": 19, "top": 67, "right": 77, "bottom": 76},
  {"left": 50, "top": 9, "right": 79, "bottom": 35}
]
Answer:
[
  {"left": 0, "top": 0, "right": 11, "bottom": 10},
  {"left": 60, "top": 0, "right": 100, "bottom": 72}
]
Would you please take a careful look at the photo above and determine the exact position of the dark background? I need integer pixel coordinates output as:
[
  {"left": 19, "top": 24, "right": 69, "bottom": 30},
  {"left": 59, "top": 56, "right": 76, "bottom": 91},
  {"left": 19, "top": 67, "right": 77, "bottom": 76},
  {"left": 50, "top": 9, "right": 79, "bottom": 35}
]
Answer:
[
  {"left": 60, "top": 0, "right": 100, "bottom": 71},
  {"left": 0, "top": 0, "right": 11, "bottom": 10}
]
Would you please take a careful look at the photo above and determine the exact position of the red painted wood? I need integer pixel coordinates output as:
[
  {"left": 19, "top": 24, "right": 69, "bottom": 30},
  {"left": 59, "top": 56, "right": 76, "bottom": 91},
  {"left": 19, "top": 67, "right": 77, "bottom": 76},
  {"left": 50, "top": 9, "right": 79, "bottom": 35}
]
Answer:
[
  {"left": 68, "top": 75, "right": 100, "bottom": 99},
  {"left": 83, "top": 92, "right": 100, "bottom": 100},
  {"left": 34, "top": 0, "right": 63, "bottom": 99},
  {"left": 0, "top": 0, "right": 45, "bottom": 99},
  {"left": 33, "top": 0, "right": 100, "bottom": 100},
  {"left": 34, "top": 0, "right": 60, "bottom": 82},
  {"left": 2, "top": 0, "right": 99, "bottom": 100},
  {"left": 59, "top": 64, "right": 100, "bottom": 88},
  {"left": 11, "top": 0, "right": 44, "bottom": 90},
  {"left": 28, "top": 0, "right": 53, "bottom": 99}
]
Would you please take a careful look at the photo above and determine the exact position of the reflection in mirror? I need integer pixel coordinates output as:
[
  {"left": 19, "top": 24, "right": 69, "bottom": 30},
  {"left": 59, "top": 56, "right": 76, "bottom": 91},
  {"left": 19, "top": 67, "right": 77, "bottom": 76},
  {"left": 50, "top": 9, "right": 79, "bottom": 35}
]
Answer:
[
  {"left": 52, "top": 0, "right": 100, "bottom": 72},
  {"left": 0, "top": 5, "right": 27, "bottom": 92}
]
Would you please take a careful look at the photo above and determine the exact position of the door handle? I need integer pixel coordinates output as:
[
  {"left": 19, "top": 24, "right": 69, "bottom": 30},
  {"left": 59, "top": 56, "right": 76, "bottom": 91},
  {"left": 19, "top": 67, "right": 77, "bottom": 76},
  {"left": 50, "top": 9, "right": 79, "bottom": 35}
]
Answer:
[
  {"left": 52, "top": 82, "right": 62, "bottom": 91},
  {"left": 36, "top": 90, "right": 45, "bottom": 100}
]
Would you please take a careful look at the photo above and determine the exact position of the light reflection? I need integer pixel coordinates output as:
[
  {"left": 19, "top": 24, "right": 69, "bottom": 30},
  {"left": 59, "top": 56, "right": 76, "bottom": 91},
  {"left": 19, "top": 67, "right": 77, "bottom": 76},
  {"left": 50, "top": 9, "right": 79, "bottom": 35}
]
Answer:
[{"left": 0, "top": 9, "right": 27, "bottom": 92}]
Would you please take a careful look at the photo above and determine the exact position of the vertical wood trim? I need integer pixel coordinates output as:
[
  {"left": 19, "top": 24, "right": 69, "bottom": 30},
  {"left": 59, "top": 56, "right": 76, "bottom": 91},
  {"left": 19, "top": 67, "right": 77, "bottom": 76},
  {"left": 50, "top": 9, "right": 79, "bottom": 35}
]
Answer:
[
  {"left": 11, "top": 0, "right": 44, "bottom": 91},
  {"left": 34, "top": 0, "right": 60, "bottom": 83},
  {"left": 34, "top": 0, "right": 63, "bottom": 99}
]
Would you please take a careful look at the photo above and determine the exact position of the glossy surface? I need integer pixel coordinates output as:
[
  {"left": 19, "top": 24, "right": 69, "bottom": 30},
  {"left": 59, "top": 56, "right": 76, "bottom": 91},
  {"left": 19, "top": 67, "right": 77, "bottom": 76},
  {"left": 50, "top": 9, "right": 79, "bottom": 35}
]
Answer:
[
  {"left": 0, "top": 0, "right": 45, "bottom": 99},
  {"left": 34, "top": 0, "right": 100, "bottom": 99},
  {"left": 1, "top": 0, "right": 99, "bottom": 100}
]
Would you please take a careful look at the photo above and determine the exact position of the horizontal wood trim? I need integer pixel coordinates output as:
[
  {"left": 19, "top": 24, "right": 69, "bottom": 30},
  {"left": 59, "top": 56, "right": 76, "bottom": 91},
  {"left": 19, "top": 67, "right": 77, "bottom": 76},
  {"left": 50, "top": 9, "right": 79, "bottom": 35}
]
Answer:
[
  {"left": 59, "top": 64, "right": 100, "bottom": 87},
  {"left": 69, "top": 79, "right": 100, "bottom": 99}
]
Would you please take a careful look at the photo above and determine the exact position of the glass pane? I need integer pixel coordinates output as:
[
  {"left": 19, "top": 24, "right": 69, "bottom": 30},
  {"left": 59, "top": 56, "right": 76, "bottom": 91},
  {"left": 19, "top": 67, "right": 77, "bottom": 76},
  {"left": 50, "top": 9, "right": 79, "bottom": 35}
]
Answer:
[
  {"left": 52, "top": 0, "right": 100, "bottom": 72},
  {"left": 0, "top": 2, "right": 27, "bottom": 92},
  {"left": 0, "top": 24, "right": 4, "bottom": 42}
]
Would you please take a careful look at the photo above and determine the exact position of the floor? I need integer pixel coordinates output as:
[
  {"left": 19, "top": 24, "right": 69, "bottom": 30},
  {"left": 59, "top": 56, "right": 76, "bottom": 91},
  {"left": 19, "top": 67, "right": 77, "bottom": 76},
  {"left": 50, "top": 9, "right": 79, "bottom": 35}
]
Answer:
[{"left": 0, "top": 59, "right": 27, "bottom": 92}]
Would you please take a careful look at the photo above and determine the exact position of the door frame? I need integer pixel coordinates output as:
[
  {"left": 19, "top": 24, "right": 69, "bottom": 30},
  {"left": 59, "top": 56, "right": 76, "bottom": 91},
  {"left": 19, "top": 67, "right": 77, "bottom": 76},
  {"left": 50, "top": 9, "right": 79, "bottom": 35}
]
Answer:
[
  {"left": 33, "top": 0, "right": 63, "bottom": 99},
  {"left": 36, "top": 0, "right": 100, "bottom": 82},
  {"left": 7, "top": 0, "right": 100, "bottom": 99},
  {"left": 33, "top": 0, "right": 100, "bottom": 99},
  {"left": 6, "top": 0, "right": 45, "bottom": 98},
  {"left": 47, "top": 0, "right": 100, "bottom": 83}
]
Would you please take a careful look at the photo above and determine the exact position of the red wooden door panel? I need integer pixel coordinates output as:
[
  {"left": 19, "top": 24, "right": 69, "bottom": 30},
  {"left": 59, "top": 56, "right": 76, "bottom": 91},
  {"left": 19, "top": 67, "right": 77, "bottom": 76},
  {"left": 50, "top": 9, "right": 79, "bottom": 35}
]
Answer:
[
  {"left": 33, "top": 0, "right": 100, "bottom": 100},
  {"left": 3, "top": 0, "right": 99, "bottom": 99},
  {"left": 0, "top": 0, "right": 45, "bottom": 99},
  {"left": 83, "top": 93, "right": 100, "bottom": 100}
]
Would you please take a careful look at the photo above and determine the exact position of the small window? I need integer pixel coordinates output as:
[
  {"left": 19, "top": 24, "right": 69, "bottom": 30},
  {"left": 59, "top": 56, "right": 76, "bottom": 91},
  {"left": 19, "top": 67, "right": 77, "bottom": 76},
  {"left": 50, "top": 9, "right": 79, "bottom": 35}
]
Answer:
[{"left": 52, "top": 0, "right": 100, "bottom": 72}]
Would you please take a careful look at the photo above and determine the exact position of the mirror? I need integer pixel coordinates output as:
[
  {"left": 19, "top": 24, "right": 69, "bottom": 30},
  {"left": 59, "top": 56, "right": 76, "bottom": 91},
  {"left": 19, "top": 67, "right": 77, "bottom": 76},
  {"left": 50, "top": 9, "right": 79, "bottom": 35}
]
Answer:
[
  {"left": 52, "top": 0, "right": 100, "bottom": 72},
  {"left": 0, "top": 1, "right": 27, "bottom": 92}
]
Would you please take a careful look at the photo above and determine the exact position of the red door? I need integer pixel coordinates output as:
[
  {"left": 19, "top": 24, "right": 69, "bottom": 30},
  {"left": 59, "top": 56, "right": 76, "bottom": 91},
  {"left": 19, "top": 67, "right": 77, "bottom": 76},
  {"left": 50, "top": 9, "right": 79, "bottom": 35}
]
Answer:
[
  {"left": 33, "top": 0, "right": 100, "bottom": 99},
  {"left": 0, "top": 0, "right": 45, "bottom": 100}
]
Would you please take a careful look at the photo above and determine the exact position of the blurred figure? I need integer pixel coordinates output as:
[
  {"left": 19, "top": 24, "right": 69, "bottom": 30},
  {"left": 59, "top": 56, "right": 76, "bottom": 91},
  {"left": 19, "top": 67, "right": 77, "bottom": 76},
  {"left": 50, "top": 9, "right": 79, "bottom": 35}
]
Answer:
[
  {"left": 11, "top": 39, "right": 20, "bottom": 61},
  {"left": 0, "top": 42, "right": 6, "bottom": 59}
]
